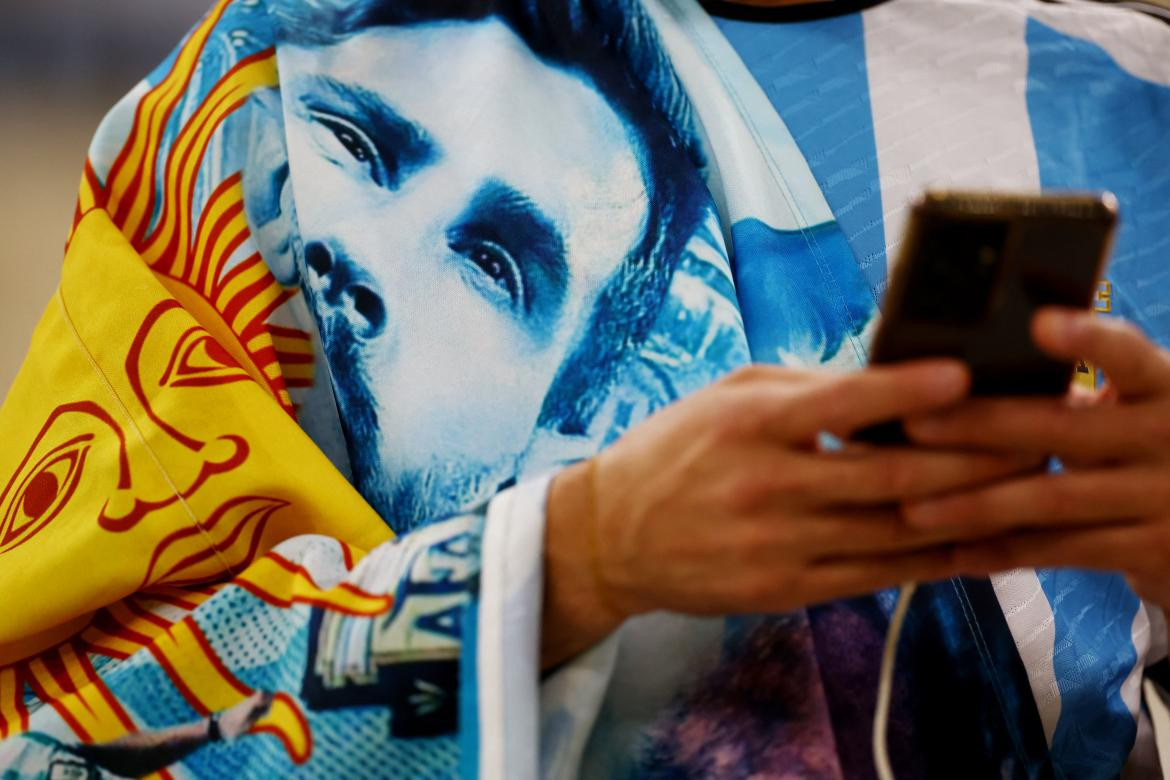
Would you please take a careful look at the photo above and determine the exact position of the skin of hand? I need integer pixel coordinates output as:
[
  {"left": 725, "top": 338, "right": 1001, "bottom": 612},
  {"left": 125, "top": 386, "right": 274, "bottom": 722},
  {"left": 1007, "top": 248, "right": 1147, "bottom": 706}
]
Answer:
[
  {"left": 216, "top": 690, "right": 275, "bottom": 740},
  {"left": 903, "top": 307, "right": 1170, "bottom": 607},
  {"left": 543, "top": 359, "right": 1041, "bottom": 668}
]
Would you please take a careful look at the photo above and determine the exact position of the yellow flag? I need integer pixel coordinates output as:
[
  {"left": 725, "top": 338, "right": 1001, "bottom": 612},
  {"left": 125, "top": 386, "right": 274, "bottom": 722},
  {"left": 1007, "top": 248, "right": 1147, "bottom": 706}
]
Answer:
[{"left": 0, "top": 209, "right": 391, "bottom": 663}]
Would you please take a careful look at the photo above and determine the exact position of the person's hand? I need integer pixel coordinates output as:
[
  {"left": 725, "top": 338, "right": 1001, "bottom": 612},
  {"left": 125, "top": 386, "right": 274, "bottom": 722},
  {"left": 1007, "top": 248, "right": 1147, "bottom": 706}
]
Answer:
[
  {"left": 217, "top": 690, "right": 275, "bottom": 740},
  {"left": 543, "top": 359, "right": 1036, "bottom": 667},
  {"left": 902, "top": 308, "right": 1170, "bottom": 606}
]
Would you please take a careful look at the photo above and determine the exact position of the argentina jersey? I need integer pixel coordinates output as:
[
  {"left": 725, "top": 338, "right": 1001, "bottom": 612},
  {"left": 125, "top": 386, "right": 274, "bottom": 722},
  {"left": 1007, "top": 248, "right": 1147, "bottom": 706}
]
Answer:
[{"left": 707, "top": 2, "right": 1170, "bottom": 776}]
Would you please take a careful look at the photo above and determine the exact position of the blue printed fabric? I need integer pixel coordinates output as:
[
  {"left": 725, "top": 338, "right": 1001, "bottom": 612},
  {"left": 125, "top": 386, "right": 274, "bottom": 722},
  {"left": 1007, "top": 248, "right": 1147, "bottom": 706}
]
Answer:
[
  {"left": 1, "top": 0, "right": 1169, "bottom": 778},
  {"left": 716, "top": 4, "right": 1170, "bottom": 778}
]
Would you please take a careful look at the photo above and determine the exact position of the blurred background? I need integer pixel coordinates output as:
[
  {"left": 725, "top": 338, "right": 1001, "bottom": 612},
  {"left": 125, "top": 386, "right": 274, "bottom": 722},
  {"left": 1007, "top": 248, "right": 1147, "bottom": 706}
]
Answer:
[{"left": 0, "top": 0, "right": 209, "bottom": 399}]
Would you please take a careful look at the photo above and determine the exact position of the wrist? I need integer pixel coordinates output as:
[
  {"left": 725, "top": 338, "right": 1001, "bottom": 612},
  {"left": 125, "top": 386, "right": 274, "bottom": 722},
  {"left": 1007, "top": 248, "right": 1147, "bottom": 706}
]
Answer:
[
  {"left": 206, "top": 712, "right": 222, "bottom": 742},
  {"left": 541, "top": 459, "right": 630, "bottom": 669}
]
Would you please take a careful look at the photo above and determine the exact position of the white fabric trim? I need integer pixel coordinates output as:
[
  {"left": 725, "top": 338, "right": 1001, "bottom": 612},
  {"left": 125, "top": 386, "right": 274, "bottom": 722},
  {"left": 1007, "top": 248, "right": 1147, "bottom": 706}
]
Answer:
[
  {"left": 540, "top": 634, "right": 622, "bottom": 779},
  {"left": 478, "top": 473, "right": 554, "bottom": 780},
  {"left": 645, "top": 0, "right": 875, "bottom": 372},
  {"left": 1126, "top": 603, "right": 1155, "bottom": 722},
  {"left": 642, "top": 0, "right": 836, "bottom": 233}
]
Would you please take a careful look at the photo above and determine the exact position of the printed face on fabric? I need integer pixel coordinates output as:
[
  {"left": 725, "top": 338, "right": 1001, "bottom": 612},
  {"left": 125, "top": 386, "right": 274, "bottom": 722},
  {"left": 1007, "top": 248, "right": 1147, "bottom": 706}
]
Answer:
[{"left": 251, "top": 0, "right": 715, "bottom": 533}]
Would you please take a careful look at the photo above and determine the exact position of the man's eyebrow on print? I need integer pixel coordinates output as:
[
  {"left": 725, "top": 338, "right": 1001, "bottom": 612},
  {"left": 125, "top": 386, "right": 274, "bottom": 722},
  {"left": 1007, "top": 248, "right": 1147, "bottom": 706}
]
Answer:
[
  {"left": 451, "top": 179, "right": 570, "bottom": 332},
  {"left": 299, "top": 74, "right": 437, "bottom": 187}
]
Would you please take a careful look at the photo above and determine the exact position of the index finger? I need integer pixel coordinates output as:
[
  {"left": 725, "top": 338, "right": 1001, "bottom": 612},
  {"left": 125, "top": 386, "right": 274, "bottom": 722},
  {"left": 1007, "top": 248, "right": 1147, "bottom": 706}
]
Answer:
[
  {"left": 782, "top": 360, "right": 970, "bottom": 439},
  {"left": 1034, "top": 308, "right": 1170, "bottom": 398}
]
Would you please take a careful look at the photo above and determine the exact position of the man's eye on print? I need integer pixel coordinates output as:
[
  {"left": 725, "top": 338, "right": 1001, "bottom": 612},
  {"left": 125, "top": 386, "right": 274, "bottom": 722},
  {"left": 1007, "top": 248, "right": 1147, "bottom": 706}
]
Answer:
[
  {"left": 308, "top": 109, "right": 390, "bottom": 186},
  {"left": 445, "top": 180, "right": 571, "bottom": 333},
  {"left": 447, "top": 229, "right": 525, "bottom": 312}
]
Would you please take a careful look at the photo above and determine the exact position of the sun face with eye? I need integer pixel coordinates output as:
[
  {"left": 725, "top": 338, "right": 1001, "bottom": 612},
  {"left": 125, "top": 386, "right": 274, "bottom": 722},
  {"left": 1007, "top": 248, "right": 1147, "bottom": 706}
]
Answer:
[
  {"left": 0, "top": 402, "right": 127, "bottom": 555},
  {"left": 158, "top": 326, "right": 253, "bottom": 389}
]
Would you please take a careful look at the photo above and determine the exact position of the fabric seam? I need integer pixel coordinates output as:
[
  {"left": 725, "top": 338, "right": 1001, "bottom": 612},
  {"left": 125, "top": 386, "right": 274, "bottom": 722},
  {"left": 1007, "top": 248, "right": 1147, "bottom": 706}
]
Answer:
[
  {"left": 950, "top": 577, "right": 1035, "bottom": 767},
  {"left": 54, "top": 281, "right": 236, "bottom": 579}
]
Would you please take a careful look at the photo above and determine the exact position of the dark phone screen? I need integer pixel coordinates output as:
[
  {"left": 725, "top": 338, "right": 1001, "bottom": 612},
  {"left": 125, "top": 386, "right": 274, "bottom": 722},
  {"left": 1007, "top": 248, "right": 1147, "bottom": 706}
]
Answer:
[
  {"left": 901, "top": 219, "right": 1010, "bottom": 326},
  {"left": 855, "top": 196, "right": 1114, "bottom": 443},
  {"left": 872, "top": 207, "right": 1111, "bottom": 396}
]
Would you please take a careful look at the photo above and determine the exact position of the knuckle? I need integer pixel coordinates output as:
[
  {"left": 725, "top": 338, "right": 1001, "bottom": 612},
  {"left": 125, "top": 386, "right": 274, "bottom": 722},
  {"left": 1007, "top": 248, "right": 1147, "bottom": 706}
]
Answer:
[
  {"left": 946, "top": 494, "right": 982, "bottom": 527},
  {"left": 774, "top": 463, "right": 819, "bottom": 503},
  {"left": 972, "top": 453, "right": 1011, "bottom": 481},
  {"left": 706, "top": 409, "right": 751, "bottom": 445},
  {"left": 877, "top": 456, "right": 915, "bottom": 497},
  {"left": 869, "top": 515, "right": 910, "bottom": 549},
  {"left": 736, "top": 519, "right": 774, "bottom": 552},
  {"left": 722, "top": 473, "right": 773, "bottom": 514},
  {"left": 713, "top": 395, "right": 778, "bottom": 443}
]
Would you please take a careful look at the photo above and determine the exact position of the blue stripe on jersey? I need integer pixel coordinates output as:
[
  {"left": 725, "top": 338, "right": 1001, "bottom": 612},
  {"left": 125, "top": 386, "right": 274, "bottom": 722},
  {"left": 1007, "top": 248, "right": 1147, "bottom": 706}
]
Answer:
[
  {"left": 1025, "top": 17, "right": 1170, "bottom": 350},
  {"left": 1025, "top": 19, "right": 1169, "bottom": 775},
  {"left": 1034, "top": 569, "right": 1140, "bottom": 780},
  {"left": 714, "top": 13, "right": 888, "bottom": 299}
]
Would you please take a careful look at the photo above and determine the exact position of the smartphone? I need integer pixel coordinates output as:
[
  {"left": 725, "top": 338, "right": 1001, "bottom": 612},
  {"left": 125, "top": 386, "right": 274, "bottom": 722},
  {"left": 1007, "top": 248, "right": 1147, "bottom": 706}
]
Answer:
[{"left": 855, "top": 190, "right": 1118, "bottom": 444}]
